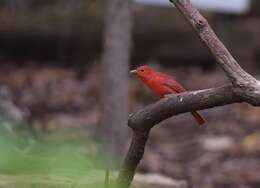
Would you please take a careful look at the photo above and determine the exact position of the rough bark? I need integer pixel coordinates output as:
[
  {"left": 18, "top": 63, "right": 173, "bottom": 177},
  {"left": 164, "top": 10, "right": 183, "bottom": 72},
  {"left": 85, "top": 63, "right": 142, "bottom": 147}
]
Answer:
[
  {"left": 117, "top": 0, "right": 260, "bottom": 188},
  {"left": 99, "top": 0, "right": 133, "bottom": 163},
  {"left": 117, "top": 130, "right": 150, "bottom": 188}
]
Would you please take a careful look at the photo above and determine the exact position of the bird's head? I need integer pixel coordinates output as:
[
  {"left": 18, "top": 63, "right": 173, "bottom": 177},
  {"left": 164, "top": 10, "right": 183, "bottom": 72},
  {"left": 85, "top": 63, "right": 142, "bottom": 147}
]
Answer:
[{"left": 130, "top": 65, "right": 155, "bottom": 80}]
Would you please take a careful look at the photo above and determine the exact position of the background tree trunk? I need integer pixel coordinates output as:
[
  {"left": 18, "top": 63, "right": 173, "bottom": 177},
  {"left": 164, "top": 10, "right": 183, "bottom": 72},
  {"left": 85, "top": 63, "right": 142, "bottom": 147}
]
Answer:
[{"left": 98, "top": 0, "right": 133, "bottom": 164}]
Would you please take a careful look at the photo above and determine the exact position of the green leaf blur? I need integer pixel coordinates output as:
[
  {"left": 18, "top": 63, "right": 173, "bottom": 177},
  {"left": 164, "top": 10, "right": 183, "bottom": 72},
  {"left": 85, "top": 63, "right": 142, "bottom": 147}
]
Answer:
[{"left": 0, "top": 132, "right": 115, "bottom": 188}]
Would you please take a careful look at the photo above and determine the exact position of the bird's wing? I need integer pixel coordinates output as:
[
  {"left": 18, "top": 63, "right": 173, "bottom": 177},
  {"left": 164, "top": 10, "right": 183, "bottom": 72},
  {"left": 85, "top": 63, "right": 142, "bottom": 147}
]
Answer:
[{"left": 160, "top": 74, "right": 186, "bottom": 93}]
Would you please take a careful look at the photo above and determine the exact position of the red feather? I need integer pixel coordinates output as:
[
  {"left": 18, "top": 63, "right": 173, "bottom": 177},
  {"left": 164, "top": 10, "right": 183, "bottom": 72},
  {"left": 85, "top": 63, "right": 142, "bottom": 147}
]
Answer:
[{"left": 132, "top": 65, "right": 206, "bottom": 126}]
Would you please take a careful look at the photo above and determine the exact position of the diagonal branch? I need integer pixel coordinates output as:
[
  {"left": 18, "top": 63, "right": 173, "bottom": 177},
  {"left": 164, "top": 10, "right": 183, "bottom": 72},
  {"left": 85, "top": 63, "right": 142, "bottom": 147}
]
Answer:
[
  {"left": 170, "top": 0, "right": 256, "bottom": 86},
  {"left": 169, "top": 0, "right": 260, "bottom": 106},
  {"left": 117, "top": 1, "right": 260, "bottom": 188}
]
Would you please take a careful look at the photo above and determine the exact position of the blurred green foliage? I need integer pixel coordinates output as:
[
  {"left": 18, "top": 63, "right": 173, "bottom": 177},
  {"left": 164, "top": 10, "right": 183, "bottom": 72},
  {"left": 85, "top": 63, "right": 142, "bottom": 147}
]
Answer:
[{"left": 0, "top": 131, "right": 117, "bottom": 188}]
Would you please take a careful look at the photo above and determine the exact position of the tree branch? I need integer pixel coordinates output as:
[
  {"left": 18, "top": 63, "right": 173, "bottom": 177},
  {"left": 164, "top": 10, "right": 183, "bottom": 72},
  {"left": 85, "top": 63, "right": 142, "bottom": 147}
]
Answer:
[
  {"left": 170, "top": 0, "right": 256, "bottom": 86},
  {"left": 128, "top": 85, "right": 239, "bottom": 131},
  {"left": 117, "top": 130, "right": 150, "bottom": 188},
  {"left": 117, "top": 85, "right": 241, "bottom": 188},
  {"left": 169, "top": 0, "right": 260, "bottom": 106},
  {"left": 116, "top": 0, "right": 260, "bottom": 187}
]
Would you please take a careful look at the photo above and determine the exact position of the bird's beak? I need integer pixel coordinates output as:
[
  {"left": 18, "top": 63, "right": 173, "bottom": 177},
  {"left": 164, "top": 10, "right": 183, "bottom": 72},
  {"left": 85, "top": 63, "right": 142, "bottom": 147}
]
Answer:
[{"left": 129, "top": 69, "right": 138, "bottom": 74}]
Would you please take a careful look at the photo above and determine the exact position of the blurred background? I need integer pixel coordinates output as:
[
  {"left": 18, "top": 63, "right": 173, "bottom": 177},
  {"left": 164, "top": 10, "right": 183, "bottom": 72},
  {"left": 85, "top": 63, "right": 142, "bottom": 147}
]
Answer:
[{"left": 0, "top": 0, "right": 260, "bottom": 187}]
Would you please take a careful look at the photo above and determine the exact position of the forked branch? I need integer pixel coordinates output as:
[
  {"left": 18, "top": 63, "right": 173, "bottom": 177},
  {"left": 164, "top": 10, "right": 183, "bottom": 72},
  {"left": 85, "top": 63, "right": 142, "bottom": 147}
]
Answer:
[{"left": 116, "top": 0, "right": 260, "bottom": 188}]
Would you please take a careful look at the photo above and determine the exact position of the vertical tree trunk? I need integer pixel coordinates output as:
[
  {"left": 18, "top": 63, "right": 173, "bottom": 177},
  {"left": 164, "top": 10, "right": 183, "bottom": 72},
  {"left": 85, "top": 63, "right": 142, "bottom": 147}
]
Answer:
[{"left": 98, "top": 0, "right": 133, "bottom": 164}]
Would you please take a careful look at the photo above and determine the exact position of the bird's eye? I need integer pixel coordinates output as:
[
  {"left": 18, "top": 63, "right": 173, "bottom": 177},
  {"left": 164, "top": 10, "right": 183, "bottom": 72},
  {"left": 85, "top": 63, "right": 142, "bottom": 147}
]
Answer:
[{"left": 140, "top": 69, "right": 144, "bottom": 72}]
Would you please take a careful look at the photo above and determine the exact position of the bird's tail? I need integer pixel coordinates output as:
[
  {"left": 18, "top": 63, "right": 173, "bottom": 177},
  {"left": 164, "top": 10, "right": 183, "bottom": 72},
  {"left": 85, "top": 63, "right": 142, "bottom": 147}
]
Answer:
[{"left": 191, "top": 111, "right": 206, "bottom": 126}]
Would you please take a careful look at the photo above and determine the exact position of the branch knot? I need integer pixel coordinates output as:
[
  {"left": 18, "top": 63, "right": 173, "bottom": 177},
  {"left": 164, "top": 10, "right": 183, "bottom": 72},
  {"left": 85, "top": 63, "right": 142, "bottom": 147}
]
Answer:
[{"left": 195, "top": 18, "right": 207, "bottom": 30}]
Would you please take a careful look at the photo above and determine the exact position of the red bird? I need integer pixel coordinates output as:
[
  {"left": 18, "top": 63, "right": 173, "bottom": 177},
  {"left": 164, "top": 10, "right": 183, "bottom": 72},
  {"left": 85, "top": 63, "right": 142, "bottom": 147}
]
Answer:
[{"left": 130, "top": 65, "right": 206, "bottom": 126}]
